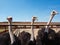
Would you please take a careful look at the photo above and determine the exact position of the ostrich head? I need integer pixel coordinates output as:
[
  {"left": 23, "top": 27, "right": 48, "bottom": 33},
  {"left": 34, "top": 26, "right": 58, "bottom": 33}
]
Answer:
[
  {"left": 32, "top": 16, "right": 37, "bottom": 22},
  {"left": 51, "top": 10, "right": 58, "bottom": 16},
  {"left": 7, "top": 16, "right": 12, "bottom": 22}
]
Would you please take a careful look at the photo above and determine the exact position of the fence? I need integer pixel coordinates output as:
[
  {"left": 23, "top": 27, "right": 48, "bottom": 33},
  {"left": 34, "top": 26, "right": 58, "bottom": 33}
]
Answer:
[{"left": 0, "top": 25, "right": 60, "bottom": 34}]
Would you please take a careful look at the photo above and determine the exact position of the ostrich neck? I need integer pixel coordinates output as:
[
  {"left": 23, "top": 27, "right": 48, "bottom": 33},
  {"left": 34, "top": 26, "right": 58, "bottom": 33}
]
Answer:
[
  {"left": 31, "top": 21, "right": 35, "bottom": 41},
  {"left": 47, "top": 15, "right": 54, "bottom": 26},
  {"left": 45, "top": 15, "right": 54, "bottom": 32},
  {"left": 8, "top": 21, "right": 15, "bottom": 44}
]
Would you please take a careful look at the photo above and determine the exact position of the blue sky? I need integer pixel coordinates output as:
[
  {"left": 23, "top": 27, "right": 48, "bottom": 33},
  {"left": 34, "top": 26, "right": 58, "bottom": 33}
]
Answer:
[{"left": 0, "top": 0, "right": 60, "bottom": 22}]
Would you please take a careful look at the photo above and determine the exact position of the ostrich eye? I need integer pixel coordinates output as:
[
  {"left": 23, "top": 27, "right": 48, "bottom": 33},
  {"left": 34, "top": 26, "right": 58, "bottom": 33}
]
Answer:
[{"left": 53, "top": 11, "right": 55, "bottom": 13}]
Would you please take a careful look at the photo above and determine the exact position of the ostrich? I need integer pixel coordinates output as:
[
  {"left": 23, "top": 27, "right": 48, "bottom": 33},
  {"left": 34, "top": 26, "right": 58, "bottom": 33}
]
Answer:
[
  {"left": 29, "top": 16, "right": 37, "bottom": 45},
  {"left": 7, "top": 16, "right": 15, "bottom": 44},
  {"left": 7, "top": 16, "right": 21, "bottom": 45},
  {"left": 0, "top": 17, "right": 21, "bottom": 45},
  {"left": 45, "top": 10, "right": 58, "bottom": 45},
  {"left": 31, "top": 16, "right": 37, "bottom": 41},
  {"left": 44, "top": 10, "right": 58, "bottom": 45},
  {"left": 36, "top": 10, "right": 58, "bottom": 45},
  {"left": 0, "top": 17, "right": 13, "bottom": 45}
]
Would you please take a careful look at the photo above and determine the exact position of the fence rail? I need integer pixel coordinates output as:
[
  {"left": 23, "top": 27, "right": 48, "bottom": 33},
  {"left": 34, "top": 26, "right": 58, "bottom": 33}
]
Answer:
[{"left": 0, "top": 25, "right": 60, "bottom": 34}]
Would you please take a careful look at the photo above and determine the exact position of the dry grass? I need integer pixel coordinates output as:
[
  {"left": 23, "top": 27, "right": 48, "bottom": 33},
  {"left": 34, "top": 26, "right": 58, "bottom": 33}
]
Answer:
[{"left": 0, "top": 29, "right": 5, "bottom": 32}]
